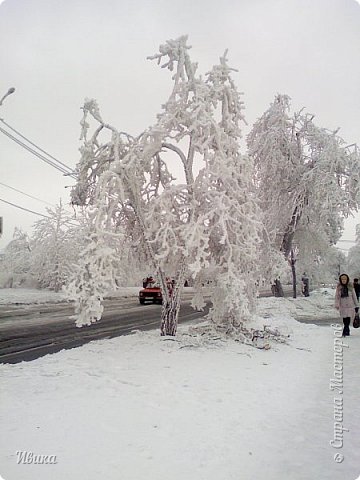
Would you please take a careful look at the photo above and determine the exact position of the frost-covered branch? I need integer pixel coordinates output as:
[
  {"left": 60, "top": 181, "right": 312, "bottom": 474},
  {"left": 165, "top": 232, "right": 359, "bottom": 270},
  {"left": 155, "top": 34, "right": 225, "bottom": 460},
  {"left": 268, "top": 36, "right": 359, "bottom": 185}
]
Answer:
[
  {"left": 248, "top": 93, "right": 360, "bottom": 291},
  {"left": 69, "top": 36, "right": 262, "bottom": 338}
]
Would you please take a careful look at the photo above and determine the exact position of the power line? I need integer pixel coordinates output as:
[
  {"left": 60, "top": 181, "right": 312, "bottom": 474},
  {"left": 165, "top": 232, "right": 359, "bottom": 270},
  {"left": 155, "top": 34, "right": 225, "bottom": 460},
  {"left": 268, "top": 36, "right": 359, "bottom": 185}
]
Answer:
[
  {"left": 0, "top": 125, "right": 74, "bottom": 176},
  {"left": 0, "top": 125, "right": 71, "bottom": 175},
  {"left": 0, "top": 122, "right": 77, "bottom": 179},
  {"left": 0, "top": 87, "right": 77, "bottom": 179},
  {"left": 0, "top": 181, "right": 76, "bottom": 216},
  {"left": 0, "top": 181, "right": 56, "bottom": 207},
  {"left": 0, "top": 196, "right": 80, "bottom": 227},
  {"left": 0, "top": 197, "right": 51, "bottom": 218},
  {"left": 0, "top": 118, "right": 76, "bottom": 175}
]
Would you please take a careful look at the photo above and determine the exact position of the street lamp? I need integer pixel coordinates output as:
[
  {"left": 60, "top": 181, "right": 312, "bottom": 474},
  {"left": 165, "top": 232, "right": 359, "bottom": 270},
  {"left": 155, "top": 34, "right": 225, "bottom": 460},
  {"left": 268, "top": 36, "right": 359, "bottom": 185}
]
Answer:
[{"left": 0, "top": 87, "right": 15, "bottom": 107}]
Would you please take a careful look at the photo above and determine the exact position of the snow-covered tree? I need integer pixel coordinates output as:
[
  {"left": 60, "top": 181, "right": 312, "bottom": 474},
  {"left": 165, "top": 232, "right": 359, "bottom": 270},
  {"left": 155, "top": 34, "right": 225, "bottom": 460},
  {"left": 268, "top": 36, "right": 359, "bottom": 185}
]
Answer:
[
  {"left": 69, "top": 36, "right": 262, "bottom": 337},
  {"left": 296, "top": 237, "right": 345, "bottom": 286},
  {"left": 347, "top": 224, "right": 360, "bottom": 279},
  {"left": 31, "top": 200, "right": 77, "bottom": 291},
  {"left": 247, "top": 94, "right": 360, "bottom": 296},
  {"left": 64, "top": 220, "right": 119, "bottom": 327},
  {"left": 0, "top": 227, "right": 31, "bottom": 287}
]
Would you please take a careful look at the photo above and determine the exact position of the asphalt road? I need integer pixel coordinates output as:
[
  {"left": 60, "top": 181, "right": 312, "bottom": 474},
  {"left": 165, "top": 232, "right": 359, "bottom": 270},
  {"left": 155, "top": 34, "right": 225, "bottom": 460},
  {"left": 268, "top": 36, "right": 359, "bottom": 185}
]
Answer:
[
  {"left": 0, "top": 294, "right": 210, "bottom": 365},
  {"left": 0, "top": 287, "right": 338, "bottom": 365}
]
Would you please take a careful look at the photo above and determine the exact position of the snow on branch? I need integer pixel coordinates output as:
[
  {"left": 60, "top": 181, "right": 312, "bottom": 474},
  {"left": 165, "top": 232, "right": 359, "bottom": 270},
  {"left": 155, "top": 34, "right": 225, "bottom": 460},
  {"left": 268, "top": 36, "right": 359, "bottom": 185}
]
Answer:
[
  {"left": 64, "top": 227, "right": 119, "bottom": 328},
  {"left": 68, "top": 36, "right": 262, "bottom": 336},
  {"left": 248, "top": 93, "right": 360, "bottom": 286}
]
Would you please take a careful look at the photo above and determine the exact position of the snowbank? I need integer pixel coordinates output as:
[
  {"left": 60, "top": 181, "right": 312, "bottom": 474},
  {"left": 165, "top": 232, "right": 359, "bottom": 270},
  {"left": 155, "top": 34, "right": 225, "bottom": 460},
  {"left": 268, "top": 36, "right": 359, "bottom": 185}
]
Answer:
[
  {"left": 0, "top": 288, "right": 66, "bottom": 305},
  {"left": 0, "top": 286, "right": 142, "bottom": 305}
]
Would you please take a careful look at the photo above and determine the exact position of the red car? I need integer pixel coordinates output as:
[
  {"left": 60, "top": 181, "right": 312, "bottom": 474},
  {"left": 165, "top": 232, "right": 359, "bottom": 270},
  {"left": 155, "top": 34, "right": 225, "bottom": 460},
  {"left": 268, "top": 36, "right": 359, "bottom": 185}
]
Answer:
[
  {"left": 139, "top": 276, "right": 162, "bottom": 305},
  {"left": 139, "top": 276, "right": 174, "bottom": 305},
  {"left": 139, "top": 285, "right": 163, "bottom": 305}
]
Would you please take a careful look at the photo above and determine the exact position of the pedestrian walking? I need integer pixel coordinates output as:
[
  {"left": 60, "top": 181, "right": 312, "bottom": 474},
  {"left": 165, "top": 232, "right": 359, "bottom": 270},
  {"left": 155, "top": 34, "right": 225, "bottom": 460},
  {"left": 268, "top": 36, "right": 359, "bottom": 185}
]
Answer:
[
  {"left": 301, "top": 273, "right": 310, "bottom": 297},
  {"left": 335, "top": 273, "right": 359, "bottom": 337},
  {"left": 353, "top": 278, "right": 360, "bottom": 301}
]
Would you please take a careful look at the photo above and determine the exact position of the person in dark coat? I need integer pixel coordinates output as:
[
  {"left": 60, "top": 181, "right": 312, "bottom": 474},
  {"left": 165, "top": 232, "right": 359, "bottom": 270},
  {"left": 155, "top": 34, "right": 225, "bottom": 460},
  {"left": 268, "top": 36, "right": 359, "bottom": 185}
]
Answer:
[
  {"left": 301, "top": 273, "right": 310, "bottom": 297},
  {"left": 353, "top": 278, "right": 360, "bottom": 301},
  {"left": 335, "top": 273, "right": 359, "bottom": 337}
]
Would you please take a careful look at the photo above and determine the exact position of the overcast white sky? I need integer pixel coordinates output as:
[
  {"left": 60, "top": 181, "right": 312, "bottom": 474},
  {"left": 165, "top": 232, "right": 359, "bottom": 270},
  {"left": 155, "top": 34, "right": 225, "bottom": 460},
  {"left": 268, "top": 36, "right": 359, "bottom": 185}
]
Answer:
[{"left": 1, "top": 0, "right": 360, "bottom": 254}]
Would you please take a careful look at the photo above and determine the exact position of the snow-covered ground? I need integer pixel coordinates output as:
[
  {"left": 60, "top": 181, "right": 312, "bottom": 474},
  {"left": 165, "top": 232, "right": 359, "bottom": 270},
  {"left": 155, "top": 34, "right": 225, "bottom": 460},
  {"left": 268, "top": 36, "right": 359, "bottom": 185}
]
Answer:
[{"left": 0, "top": 289, "right": 359, "bottom": 480}]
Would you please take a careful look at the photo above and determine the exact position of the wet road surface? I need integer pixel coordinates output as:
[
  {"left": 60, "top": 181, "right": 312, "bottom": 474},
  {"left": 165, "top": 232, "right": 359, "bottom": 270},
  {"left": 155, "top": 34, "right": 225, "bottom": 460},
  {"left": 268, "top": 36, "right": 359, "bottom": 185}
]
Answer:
[{"left": 0, "top": 294, "right": 209, "bottom": 364}]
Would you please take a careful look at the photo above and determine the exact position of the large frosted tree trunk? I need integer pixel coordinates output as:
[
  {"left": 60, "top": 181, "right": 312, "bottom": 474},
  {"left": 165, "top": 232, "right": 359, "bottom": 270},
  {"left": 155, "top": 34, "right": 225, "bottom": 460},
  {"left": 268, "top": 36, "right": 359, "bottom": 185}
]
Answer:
[
  {"left": 281, "top": 201, "right": 303, "bottom": 299},
  {"left": 160, "top": 264, "right": 186, "bottom": 336},
  {"left": 160, "top": 296, "right": 181, "bottom": 336}
]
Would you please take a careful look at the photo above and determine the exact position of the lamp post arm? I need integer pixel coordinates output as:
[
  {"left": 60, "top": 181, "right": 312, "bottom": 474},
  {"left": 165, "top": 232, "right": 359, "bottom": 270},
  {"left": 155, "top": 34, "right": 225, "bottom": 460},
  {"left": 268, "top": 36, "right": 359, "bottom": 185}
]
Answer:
[{"left": 0, "top": 87, "right": 15, "bottom": 107}]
